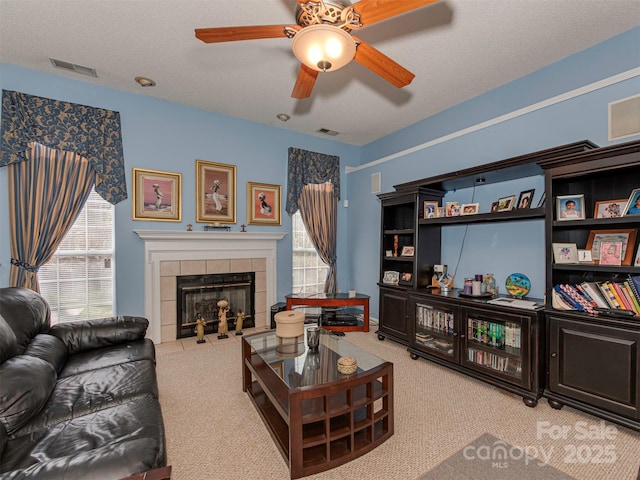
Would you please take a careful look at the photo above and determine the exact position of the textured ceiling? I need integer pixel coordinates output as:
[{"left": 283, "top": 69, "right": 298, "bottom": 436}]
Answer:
[{"left": 1, "top": 0, "right": 638, "bottom": 146}]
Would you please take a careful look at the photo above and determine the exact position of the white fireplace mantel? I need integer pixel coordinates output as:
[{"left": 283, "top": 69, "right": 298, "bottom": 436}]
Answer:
[{"left": 134, "top": 230, "right": 287, "bottom": 343}]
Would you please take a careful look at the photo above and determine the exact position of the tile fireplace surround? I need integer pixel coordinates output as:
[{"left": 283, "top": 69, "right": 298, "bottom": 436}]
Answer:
[{"left": 134, "top": 230, "right": 287, "bottom": 344}]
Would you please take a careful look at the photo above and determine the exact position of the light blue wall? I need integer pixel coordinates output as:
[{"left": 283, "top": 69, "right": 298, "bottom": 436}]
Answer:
[
  {"left": 0, "top": 64, "right": 360, "bottom": 315},
  {"left": 347, "top": 27, "right": 640, "bottom": 312},
  {"left": 1, "top": 27, "right": 638, "bottom": 320}
]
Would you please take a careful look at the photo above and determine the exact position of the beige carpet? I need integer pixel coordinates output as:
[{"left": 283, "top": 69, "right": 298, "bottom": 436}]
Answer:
[{"left": 156, "top": 327, "right": 640, "bottom": 480}]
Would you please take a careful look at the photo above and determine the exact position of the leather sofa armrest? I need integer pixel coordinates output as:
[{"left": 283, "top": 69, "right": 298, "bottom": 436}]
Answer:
[{"left": 49, "top": 316, "right": 149, "bottom": 354}]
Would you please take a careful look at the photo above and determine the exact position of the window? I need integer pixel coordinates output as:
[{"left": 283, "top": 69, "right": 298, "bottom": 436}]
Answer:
[
  {"left": 38, "top": 188, "right": 114, "bottom": 324},
  {"left": 292, "top": 211, "right": 329, "bottom": 295}
]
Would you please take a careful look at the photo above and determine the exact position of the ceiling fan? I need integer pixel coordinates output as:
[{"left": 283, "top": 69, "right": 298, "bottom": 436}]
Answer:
[{"left": 195, "top": 0, "right": 440, "bottom": 99}]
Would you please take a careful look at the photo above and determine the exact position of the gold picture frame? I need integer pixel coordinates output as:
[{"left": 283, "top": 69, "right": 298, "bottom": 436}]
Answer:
[
  {"left": 247, "top": 182, "right": 281, "bottom": 226},
  {"left": 132, "top": 168, "right": 182, "bottom": 222},
  {"left": 196, "top": 160, "right": 236, "bottom": 223}
]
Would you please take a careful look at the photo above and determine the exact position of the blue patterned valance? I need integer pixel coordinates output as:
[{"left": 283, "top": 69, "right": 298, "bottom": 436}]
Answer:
[
  {"left": 1, "top": 89, "right": 127, "bottom": 204},
  {"left": 286, "top": 147, "right": 340, "bottom": 215}
]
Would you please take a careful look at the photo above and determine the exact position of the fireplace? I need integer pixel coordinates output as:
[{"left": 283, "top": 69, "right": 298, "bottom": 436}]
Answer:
[
  {"left": 177, "top": 272, "right": 255, "bottom": 338},
  {"left": 134, "top": 230, "right": 286, "bottom": 344}
]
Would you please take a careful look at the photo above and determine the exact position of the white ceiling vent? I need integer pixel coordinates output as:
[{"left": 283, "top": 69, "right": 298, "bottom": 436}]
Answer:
[
  {"left": 50, "top": 58, "right": 98, "bottom": 77},
  {"left": 317, "top": 128, "right": 339, "bottom": 136},
  {"left": 609, "top": 94, "right": 640, "bottom": 141}
]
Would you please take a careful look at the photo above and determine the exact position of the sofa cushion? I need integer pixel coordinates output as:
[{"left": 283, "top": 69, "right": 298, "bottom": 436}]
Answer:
[
  {"left": 0, "top": 395, "right": 166, "bottom": 480},
  {"left": 0, "top": 314, "right": 18, "bottom": 363},
  {"left": 0, "top": 288, "right": 50, "bottom": 355},
  {"left": 49, "top": 316, "right": 148, "bottom": 354},
  {"left": 0, "top": 356, "right": 56, "bottom": 435},
  {"left": 15, "top": 359, "right": 159, "bottom": 437},
  {"left": 58, "top": 338, "right": 156, "bottom": 379},
  {"left": 22, "top": 334, "right": 67, "bottom": 374}
]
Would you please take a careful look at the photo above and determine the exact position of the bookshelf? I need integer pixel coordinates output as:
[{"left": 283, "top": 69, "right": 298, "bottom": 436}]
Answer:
[
  {"left": 407, "top": 290, "right": 543, "bottom": 406},
  {"left": 539, "top": 140, "right": 640, "bottom": 430}
]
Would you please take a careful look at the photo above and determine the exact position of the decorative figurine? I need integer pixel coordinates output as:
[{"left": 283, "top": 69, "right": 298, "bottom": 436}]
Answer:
[
  {"left": 235, "top": 309, "right": 245, "bottom": 336},
  {"left": 187, "top": 223, "right": 193, "bottom": 232},
  {"left": 194, "top": 314, "right": 207, "bottom": 344},
  {"left": 241, "top": 224, "right": 247, "bottom": 232},
  {"left": 217, "top": 299, "right": 230, "bottom": 339}
]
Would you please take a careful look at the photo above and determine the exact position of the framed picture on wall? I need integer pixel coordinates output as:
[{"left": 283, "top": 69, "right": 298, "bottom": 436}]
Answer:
[
  {"left": 247, "top": 182, "right": 281, "bottom": 225},
  {"left": 132, "top": 168, "right": 182, "bottom": 222},
  {"left": 196, "top": 160, "right": 236, "bottom": 223}
]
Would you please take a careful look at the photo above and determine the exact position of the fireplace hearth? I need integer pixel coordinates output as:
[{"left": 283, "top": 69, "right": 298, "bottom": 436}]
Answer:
[{"left": 177, "top": 272, "right": 255, "bottom": 339}]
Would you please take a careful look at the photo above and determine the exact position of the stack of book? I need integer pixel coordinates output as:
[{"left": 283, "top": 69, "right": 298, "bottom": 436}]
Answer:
[{"left": 553, "top": 275, "right": 640, "bottom": 317}]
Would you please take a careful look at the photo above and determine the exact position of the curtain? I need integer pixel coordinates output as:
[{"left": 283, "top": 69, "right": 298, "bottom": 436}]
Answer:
[
  {"left": 286, "top": 147, "right": 339, "bottom": 215},
  {"left": 1, "top": 89, "right": 126, "bottom": 204},
  {"left": 8, "top": 143, "right": 95, "bottom": 290},
  {"left": 298, "top": 182, "right": 338, "bottom": 294}
]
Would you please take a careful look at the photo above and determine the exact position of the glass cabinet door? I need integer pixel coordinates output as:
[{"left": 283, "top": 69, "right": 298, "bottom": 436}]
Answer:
[
  {"left": 461, "top": 307, "right": 531, "bottom": 388},
  {"left": 412, "top": 299, "right": 458, "bottom": 361}
]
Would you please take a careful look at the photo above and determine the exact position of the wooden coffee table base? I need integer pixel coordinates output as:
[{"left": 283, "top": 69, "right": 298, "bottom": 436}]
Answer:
[{"left": 242, "top": 337, "right": 393, "bottom": 479}]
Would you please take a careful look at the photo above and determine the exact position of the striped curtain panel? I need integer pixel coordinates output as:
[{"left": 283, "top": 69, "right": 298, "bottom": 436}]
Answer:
[
  {"left": 8, "top": 143, "right": 95, "bottom": 290},
  {"left": 298, "top": 182, "right": 338, "bottom": 294}
]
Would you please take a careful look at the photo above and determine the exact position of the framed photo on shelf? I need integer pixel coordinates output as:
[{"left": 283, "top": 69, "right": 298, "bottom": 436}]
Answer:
[
  {"left": 436, "top": 207, "right": 445, "bottom": 218},
  {"left": 382, "top": 271, "right": 399, "bottom": 285},
  {"left": 445, "top": 201, "right": 459, "bottom": 217},
  {"left": 622, "top": 188, "right": 640, "bottom": 216},
  {"left": 516, "top": 189, "right": 535, "bottom": 209},
  {"left": 196, "top": 160, "right": 236, "bottom": 223},
  {"left": 586, "top": 228, "right": 637, "bottom": 265},
  {"left": 247, "top": 182, "right": 281, "bottom": 225},
  {"left": 552, "top": 243, "right": 578, "bottom": 264},
  {"left": 400, "top": 272, "right": 412, "bottom": 283},
  {"left": 599, "top": 241, "right": 623, "bottom": 266},
  {"left": 132, "top": 168, "right": 182, "bottom": 222},
  {"left": 491, "top": 201, "right": 499, "bottom": 213},
  {"left": 497, "top": 195, "right": 516, "bottom": 212},
  {"left": 635, "top": 245, "right": 640, "bottom": 267},
  {"left": 460, "top": 203, "right": 479, "bottom": 215},
  {"left": 556, "top": 194, "right": 585, "bottom": 221},
  {"left": 577, "top": 249, "right": 593, "bottom": 264},
  {"left": 423, "top": 201, "right": 438, "bottom": 219},
  {"left": 594, "top": 199, "right": 627, "bottom": 218},
  {"left": 536, "top": 192, "right": 546, "bottom": 208},
  {"left": 401, "top": 246, "right": 414, "bottom": 257}
]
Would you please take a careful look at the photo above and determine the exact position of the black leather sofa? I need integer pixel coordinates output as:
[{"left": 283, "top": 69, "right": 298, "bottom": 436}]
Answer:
[{"left": 0, "top": 287, "right": 167, "bottom": 480}]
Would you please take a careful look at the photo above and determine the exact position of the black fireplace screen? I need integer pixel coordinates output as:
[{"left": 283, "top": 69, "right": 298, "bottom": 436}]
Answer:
[{"left": 176, "top": 272, "right": 255, "bottom": 339}]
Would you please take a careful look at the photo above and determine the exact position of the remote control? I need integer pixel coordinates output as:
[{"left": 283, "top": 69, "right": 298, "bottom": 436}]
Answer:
[{"left": 596, "top": 308, "right": 637, "bottom": 318}]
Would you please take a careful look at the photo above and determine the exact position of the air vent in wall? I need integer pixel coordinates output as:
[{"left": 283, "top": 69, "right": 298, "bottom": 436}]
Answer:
[
  {"left": 609, "top": 94, "right": 640, "bottom": 141},
  {"left": 50, "top": 58, "right": 98, "bottom": 77},
  {"left": 371, "top": 172, "right": 381, "bottom": 194},
  {"left": 317, "top": 128, "right": 339, "bottom": 136}
]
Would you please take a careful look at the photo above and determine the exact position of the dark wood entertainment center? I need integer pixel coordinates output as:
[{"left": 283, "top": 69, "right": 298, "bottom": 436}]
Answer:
[{"left": 377, "top": 139, "right": 640, "bottom": 430}]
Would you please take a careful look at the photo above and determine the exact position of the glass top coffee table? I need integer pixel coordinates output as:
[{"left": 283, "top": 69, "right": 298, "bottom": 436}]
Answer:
[{"left": 242, "top": 328, "right": 394, "bottom": 479}]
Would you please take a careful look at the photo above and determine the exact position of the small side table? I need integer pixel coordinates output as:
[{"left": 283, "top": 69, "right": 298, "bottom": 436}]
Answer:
[{"left": 285, "top": 293, "right": 369, "bottom": 332}]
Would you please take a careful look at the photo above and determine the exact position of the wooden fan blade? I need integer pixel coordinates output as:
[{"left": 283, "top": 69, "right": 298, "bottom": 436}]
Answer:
[
  {"left": 353, "top": 0, "right": 440, "bottom": 27},
  {"left": 291, "top": 64, "right": 319, "bottom": 99},
  {"left": 195, "top": 25, "right": 295, "bottom": 43},
  {"left": 352, "top": 37, "right": 415, "bottom": 88}
]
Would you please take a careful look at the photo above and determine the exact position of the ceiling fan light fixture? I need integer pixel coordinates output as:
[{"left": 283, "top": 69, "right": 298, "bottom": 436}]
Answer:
[{"left": 292, "top": 24, "right": 356, "bottom": 72}]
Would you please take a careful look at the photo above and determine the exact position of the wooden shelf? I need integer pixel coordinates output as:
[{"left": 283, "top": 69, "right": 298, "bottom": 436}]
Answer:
[{"left": 419, "top": 207, "right": 545, "bottom": 225}]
